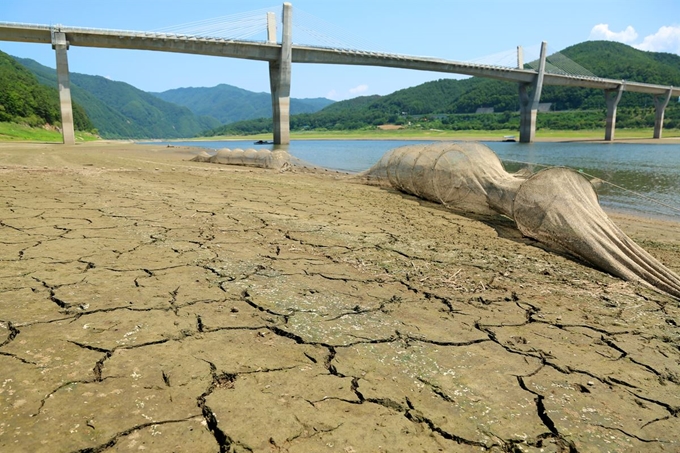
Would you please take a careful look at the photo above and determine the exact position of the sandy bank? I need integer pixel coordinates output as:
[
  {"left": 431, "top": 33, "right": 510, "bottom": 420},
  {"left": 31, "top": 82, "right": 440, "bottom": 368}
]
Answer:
[{"left": 1, "top": 142, "right": 679, "bottom": 452}]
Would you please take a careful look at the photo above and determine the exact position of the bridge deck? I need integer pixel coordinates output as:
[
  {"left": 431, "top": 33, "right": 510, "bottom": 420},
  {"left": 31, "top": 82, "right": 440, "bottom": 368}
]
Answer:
[{"left": 0, "top": 22, "right": 677, "bottom": 96}]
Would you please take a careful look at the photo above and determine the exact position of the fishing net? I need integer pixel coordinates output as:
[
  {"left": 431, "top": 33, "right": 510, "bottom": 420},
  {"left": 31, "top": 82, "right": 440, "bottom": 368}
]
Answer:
[
  {"left": 191, "top": 148, "right": 292, "bottom": 169},
  {"left": 363, "top": 142, "right": 680, "bottom": 299},
  {"left": 190, "top": 148, "right": 330, "bottom": 172}
]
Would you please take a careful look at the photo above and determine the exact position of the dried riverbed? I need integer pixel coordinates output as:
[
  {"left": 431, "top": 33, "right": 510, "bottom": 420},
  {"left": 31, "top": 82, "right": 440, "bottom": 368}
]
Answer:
[{"left": 1, "top": 142, "right": 679, "bottom": 452}]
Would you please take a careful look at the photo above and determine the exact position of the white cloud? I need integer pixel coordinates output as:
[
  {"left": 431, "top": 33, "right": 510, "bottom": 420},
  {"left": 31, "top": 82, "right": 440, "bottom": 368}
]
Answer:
[
  {"left": 589, "top": 24, "right": 638, "bottom": 43},
  {"left": 635, "top": 25, "right": 680, "bottom": 53},
  {"left": 589, "top": 23, "right": 680, "bottom": 55},
  {"left": 349, "top": 84, "right": 368, "bottom": 95},
  {"left": 326, "top": 89, "right": 339, "bottom": 100}
]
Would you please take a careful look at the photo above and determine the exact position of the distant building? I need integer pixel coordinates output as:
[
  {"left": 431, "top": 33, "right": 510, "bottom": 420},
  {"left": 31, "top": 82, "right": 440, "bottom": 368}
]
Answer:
[
  {"left": 514, "top": 102, "right": 552, "bottom": 113},
  {"left": 476, "top": 107, "right": 494, "bottom": 114}
]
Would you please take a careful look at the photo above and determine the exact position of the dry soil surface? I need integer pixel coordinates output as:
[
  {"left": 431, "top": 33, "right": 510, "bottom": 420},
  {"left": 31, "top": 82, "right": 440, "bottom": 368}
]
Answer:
[{"left": 0, "top": 142, "right": 679, "bottom": 453}]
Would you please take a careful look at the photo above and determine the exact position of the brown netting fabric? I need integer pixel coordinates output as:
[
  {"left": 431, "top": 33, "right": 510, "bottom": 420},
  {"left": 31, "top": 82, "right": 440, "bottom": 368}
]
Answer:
[
  {"left": 363, "top": 142, "right": 680, "bottom": 299},
  {"left": 367, "top": 142, "right": 525, "bottom": 217}
]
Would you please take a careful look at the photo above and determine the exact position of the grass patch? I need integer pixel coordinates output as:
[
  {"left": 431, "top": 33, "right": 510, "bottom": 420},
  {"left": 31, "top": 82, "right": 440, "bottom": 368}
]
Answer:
[
  {"left": 535, "top": 128, "right": 680, "bottom": 140},
  {"left": 0, "top": 122, "right": 100, "bottom": 142}
]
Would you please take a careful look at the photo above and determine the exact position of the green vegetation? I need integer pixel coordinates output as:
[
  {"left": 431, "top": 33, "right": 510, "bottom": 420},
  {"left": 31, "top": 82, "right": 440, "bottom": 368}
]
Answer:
[
  {"left": 0, "top": 49, "right": 94, "bottom": 132},
  {"left": 16, "top": 57, "right": 221, "bottom": 139},
  {"left": 0, "top": 121, "right": 100, "bottom": 142},
  {"left": 204, "top": 41, "right": 680, "bottom": 137},
  {"left": 204, "top": 105, "right": 680, "bottom": 137},
  {"left": 203, "top": 127, "right": 680, "bottom": 142}
]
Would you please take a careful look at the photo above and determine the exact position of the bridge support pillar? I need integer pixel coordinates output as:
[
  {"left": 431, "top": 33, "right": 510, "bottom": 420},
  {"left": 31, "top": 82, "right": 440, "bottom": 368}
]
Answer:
[
  {"left": 519, "top": 42, "right": 547, "bottom": 143},
  {"left": 52, "top": 31, "right": 76, "bottom": 145},
  {"left": 518, "top": 87, "right": 536, "bottom": 143},
  {"left": 653, "top": 87, "right": 673, "bottom": 139},
  {"left": 604, "top": 83, "right": 624, "bottom": 141},
  {"left": 268, "top": 3, "right": 292, "bottom": 145}
]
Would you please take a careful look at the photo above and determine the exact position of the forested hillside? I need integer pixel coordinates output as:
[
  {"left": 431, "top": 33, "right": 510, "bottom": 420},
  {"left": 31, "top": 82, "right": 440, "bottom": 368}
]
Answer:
[
  {"left": 16, "top": 57, "right": 220, "bottom": 139},
  {"left": 206, "top": 41, "right": 680, "bottom": 136},
  {"left": 153, "top": 84, "right": 334, "bottom": 124},
  {"left": 0, "top": 50, "right": 93, "bottom": 131}
]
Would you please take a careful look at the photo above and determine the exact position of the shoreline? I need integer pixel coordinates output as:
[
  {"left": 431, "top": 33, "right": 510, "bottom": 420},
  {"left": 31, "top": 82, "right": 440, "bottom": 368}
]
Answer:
[
  {"left": 10, "top": 137, "right": 680, "bottom": 146},
  {"left": 5, "top": 140, "right": 679, "bottom": 224},
  {"left": 166, "top": 134, "right": 680, "bottom": 145},
  {"left": 2, "top": 141, "right": 679, "bottom": 228},
  {"left": 157, "top": 139, "right": 680, "bottom": 224}
]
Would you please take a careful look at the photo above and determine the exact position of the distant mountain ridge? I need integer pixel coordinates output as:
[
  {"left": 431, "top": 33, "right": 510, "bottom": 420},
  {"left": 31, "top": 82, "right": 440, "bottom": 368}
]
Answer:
[
  {"left": 16, "top": 57, "right": 220, "bottom": 139},
  {"left": 152, "top": 84, "right": 334, "bottom": 124},
  {"left": 13, "top": 55, "right": 334, "bottom": 138}
]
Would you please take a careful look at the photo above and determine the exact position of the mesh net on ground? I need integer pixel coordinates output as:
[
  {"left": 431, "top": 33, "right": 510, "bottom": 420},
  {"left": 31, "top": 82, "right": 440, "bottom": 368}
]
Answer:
[
  {"left": 190, "top": 148, "right": 328, "bottom": 172},
  {"left": 362, "top": 142, "right": 680, "bottom": 299},
  {"left": 191, "top": 148, "right": 292, "bottom": 169}
]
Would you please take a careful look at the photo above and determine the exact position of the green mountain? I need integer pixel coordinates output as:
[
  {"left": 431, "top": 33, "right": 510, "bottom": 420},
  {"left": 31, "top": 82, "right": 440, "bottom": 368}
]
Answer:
[
  {"left": 206, "top": 40, "right": 680, "bottom": 135},
  {"left": 152, "top": 84, "right": 334, "bottom": 124},
  {"left": 328, "top": 41, "right": 680, "bottom": 115},
  {"left": 15, "top": 57, "right": 221, "bottom": 139},
  {"left": 0, "top": 49, "right": 93, "bottom": 131}
]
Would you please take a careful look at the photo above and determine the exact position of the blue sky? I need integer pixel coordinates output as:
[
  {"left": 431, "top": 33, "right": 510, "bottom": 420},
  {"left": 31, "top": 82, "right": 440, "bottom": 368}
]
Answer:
[{"left": 2, "top": 0, "right": 679, "bottom": 100}]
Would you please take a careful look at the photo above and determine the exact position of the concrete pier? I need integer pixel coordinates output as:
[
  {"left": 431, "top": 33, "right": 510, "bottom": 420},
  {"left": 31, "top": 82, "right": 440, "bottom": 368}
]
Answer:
[
  {"left": 52, "top": 31, "right": 76, "bottom": 145},
  {"left": 518, "top": 42, "right": 547, "bottom": 143},
  {"left": 653, "top": 87, "right": 673, "bottom": 139},
  {"left": 604, "top": 83, "right": 624, "bottom": 141},
  {"left": 268, "top": 3, "right": 292, "bottom": 145}
]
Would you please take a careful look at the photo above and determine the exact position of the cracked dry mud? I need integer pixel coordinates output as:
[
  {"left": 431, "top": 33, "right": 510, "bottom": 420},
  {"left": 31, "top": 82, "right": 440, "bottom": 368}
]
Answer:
[{"left": 0, "top": 142, "right": 679, "bottom": 453}]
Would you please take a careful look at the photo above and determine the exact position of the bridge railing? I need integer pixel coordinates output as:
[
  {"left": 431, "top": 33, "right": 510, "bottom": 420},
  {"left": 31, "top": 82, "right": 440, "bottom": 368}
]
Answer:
[{"left": 0, "top": 21, "right": 274, "bottom": 44}]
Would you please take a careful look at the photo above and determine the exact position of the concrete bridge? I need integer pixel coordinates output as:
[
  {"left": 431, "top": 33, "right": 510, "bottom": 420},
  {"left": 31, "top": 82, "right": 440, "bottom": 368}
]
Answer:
[{"left": 1, "top": 3, "right": 678, "bottom": 145}]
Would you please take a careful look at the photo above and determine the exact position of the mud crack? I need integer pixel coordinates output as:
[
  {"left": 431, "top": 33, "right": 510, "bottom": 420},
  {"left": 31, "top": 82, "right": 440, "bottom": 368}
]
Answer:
[
  {"left": 516, "top": 376, "right": 578, "bottom": 452},
  {"left": 196, "top": 360, "right": 240, "bottom": 452},
  {"left": 71, "top": 416, "right": 202, "bottom": 453},
  {"left": 0, "top": 320, "right": 20, "bottom": 348}
]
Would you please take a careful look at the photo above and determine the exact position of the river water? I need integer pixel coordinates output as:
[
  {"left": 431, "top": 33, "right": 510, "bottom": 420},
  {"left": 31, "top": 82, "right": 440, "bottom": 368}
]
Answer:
[{"left": 140, "top": 139, "right": 680, "bottom": 222}]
